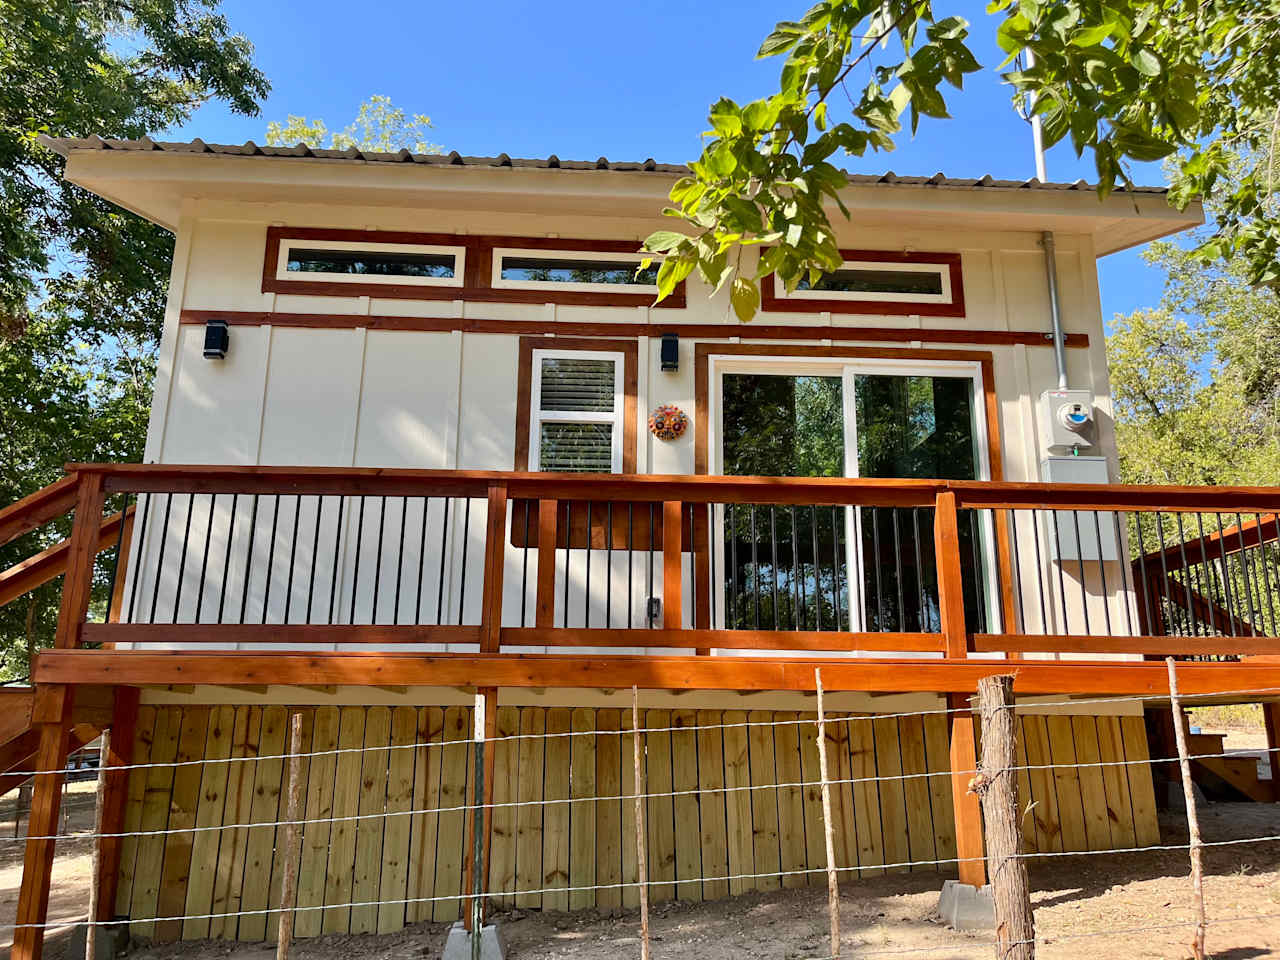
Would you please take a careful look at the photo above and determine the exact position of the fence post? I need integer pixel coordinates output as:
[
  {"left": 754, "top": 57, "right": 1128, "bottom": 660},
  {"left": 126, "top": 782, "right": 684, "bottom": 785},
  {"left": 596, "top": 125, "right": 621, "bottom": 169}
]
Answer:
[
  {"left": 974, "top": 675, "right": 1033, "bottom": 959},
  {"left": 814, "top": 669, "right": 841, "bottom": 960},
  {"left": 275, "top": 712, "right": 305, "bottom": 960},
  {"left": 1166, "top": 658, "right": 1207, "bottom": 960},
  {"left": 631, "top": 686, "right": 651, "bottom": 960},
  {"left": 934, "top": 491, "right": 969, "bottom": 659}
]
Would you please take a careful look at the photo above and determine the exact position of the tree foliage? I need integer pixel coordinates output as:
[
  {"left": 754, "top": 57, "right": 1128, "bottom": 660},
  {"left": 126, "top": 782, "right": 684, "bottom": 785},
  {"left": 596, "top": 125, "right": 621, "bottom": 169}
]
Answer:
[
  {"left": 266, "top": 95, "right": 442, "bottom": 154},
  {"left": 0, "top": 0, "right": 268, "bottom": 679},
  {"left": 647, "top": 0, "right": 1280, "bottom": 318}
]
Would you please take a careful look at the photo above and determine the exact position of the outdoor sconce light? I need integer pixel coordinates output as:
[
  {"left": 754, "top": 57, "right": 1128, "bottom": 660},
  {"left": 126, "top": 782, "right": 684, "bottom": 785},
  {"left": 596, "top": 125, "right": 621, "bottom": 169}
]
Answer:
[
  {"left": 203, "top": 318, "right": 229, "bottom": 359},
  {"left": 660, "top": 332, "right": 679, "bottom": 372}
]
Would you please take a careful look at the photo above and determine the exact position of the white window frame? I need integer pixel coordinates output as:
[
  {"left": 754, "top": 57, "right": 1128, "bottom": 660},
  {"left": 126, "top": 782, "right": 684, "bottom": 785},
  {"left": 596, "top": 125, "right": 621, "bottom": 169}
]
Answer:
[
  {"left": 492, "top": 248, "right": 659, "bottom": 294},
  {"left": 276, "top": 237, "right": 465, "bottom": 288},
  {"left": 529, "top": 348, "right": 625, "bottom": 473},
  {"left": 707, "top": 354, "right": 996, "bottom": 639},
  {"left": 775, "top": 258, "right": 953, "bottom": 304}
]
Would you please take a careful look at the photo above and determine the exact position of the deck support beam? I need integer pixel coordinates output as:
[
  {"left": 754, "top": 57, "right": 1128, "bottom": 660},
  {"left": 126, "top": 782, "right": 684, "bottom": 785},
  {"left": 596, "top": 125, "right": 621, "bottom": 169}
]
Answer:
[{"left": 94, "top": 686, "right": 141, "bottom": 923}]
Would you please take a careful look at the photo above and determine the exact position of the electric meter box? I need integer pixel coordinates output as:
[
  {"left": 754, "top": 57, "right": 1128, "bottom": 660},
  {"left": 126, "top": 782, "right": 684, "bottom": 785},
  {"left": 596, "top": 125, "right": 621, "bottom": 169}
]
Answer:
[
  {"left": 1040, "top": 388, "right": 1096, "bottom": 453},
  {"left": 1040, "top": 455, "right": 1117, "bottom": 562}
]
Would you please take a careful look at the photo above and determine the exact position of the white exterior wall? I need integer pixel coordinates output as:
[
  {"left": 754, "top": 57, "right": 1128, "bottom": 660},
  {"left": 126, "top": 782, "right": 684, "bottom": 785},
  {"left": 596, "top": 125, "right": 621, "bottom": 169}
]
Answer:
[{"left": 122, "top": 196, "right": 1135, "bottom": 655}]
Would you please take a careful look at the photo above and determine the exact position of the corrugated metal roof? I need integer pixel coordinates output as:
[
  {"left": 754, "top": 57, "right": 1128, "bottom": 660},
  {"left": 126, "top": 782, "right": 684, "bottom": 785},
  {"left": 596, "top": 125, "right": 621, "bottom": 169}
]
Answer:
[{"left": 39, "top": 135, "right": 1170, "bottom": 195}]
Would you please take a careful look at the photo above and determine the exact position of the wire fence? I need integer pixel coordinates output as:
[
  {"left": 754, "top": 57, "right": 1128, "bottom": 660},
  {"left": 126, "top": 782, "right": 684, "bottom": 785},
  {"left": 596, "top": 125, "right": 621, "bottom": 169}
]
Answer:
[{"left": 4, "top": 673, "right": 1279, "bottom": 960}]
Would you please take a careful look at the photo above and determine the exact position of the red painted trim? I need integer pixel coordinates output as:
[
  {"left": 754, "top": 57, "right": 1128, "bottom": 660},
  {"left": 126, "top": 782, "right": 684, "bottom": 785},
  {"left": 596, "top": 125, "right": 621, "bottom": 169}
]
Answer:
[{"left": 760, "top": 249, "right": 966, "bottom": 318}]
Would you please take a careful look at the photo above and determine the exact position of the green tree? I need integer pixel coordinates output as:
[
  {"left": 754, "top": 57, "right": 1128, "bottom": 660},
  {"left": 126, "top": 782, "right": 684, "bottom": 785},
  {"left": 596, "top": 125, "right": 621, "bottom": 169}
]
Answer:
[
  {"left": 0, "top": 0, "right": 269, "bottom": 680},
  {"left": 266, "top": 95, "right": 442, "bottom": 153},
  {"left": 645, "top": 0, "right": 1280, "bottom": 319}
]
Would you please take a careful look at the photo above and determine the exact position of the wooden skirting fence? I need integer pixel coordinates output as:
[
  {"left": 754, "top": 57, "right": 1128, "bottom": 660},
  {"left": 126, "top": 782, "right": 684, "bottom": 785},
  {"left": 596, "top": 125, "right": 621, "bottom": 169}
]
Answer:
[{"left": 113, "top": 703, "right": 1161, "bottom": 943}]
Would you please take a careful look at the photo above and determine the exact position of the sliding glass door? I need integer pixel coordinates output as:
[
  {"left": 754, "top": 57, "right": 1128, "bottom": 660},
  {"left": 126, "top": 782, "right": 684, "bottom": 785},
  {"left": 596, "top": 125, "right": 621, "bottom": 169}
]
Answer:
[{"left": 715, "top": 359, "right": 991, "bottom": 634}]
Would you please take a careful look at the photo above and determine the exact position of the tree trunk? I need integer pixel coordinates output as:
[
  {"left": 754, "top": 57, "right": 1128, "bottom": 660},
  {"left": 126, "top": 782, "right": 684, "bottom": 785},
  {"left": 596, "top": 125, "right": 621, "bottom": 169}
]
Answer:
[{"left": 976, "top": 675, "right": 1034, "bottom": 960}]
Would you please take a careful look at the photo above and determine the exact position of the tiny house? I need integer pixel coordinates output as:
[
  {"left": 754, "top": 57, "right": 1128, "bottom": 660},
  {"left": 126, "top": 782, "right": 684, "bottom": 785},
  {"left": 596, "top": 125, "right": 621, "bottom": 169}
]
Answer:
[{"left": 4, "top": 135, "right": 1279, "bottom": 957}]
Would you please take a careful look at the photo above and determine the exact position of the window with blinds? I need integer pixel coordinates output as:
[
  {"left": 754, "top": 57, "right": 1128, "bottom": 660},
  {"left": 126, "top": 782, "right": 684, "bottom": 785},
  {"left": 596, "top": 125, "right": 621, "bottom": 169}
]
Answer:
[{"left": 530, "top": 352, "right": 623, "bottom": 473}]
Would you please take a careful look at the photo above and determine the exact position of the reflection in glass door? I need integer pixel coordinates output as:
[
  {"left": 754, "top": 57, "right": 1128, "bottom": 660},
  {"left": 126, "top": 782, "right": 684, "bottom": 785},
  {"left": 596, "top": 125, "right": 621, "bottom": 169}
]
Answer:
[{"left": 717, "top": 363, "right": 990, "bottom": 634}]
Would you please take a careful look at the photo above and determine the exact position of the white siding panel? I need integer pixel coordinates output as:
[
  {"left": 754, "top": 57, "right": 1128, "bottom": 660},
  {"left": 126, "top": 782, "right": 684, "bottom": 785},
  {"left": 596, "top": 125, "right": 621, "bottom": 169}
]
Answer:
[
  {"left": 258, "top": 328, "right": 364, "bottom": 465},
  {"left": 354, "top": 331, "right": 457, "bottom": 468},
  {"left": 457, "top": 334, "right": 518, "bottom": 470},
  {"left": 181, "top": 221, "right": 268, "bottom": 311},
  {"left": 161, "top": 324, "right": 268, "bottom": 464}
]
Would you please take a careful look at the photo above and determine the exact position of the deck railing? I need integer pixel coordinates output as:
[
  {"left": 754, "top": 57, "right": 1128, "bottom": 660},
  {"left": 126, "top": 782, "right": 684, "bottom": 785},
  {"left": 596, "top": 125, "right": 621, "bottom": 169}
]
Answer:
[{"left": 10, "top": 464, "right": 1280, "bottom": 662}]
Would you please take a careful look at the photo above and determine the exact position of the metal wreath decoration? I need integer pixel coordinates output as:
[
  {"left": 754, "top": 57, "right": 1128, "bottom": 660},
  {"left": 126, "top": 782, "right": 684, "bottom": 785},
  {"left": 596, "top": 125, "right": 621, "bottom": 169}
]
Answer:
[{"left": 648, "top": 403, "right": 689, "bottom": 441}]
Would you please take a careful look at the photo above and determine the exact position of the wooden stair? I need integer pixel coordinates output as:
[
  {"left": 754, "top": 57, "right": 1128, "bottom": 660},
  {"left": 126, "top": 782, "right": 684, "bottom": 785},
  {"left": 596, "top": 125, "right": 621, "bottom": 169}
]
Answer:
[
  {"left": 1187, "top": 730, "right": 1276, "bottom": 803},
  {"left": 0, "top": 686, "right": 109, "bottom": 797}
]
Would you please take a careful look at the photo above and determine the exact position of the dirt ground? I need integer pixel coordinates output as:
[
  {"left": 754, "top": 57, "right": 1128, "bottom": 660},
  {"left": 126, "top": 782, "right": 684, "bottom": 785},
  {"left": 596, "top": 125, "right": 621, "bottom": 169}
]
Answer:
[{"left": 2, "top": 735, "right": 1277, "bottom": 960}]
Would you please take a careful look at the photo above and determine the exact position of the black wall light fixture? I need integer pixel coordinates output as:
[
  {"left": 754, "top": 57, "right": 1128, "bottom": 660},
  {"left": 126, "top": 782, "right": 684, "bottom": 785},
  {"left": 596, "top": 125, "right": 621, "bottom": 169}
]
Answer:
[
  {"left": 203, "top": 318, "right": 229, "bottom": 359},
  {"left": 660, "top": 332, "right": 679, "bottom": 372}
]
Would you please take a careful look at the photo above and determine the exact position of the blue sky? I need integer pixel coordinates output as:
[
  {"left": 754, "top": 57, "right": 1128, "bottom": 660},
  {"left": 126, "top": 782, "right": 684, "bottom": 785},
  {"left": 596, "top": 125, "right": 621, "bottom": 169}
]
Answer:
[{"left": 169, "top": 0, "right": 1188, "bottom": 322}]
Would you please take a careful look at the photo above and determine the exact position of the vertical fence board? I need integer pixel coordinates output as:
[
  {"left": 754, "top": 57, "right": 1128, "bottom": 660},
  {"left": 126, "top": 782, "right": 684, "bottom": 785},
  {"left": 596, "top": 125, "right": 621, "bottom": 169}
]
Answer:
[
  {"left": 432, "top": 706, "right": 471, "bottom": 922},
  {"left": 695, "top": 710, "right": 729, "bottom": 901},
  {"left": 595, "top": 709, "right": 623, "bottom": 910},
  {"left": 1121, "top": 715, "right": 1161, "bottom": 847},
  {"left": 670, "top": 709, "right": 703, "bottom": 902},
  {"left": 847, "top": 716, "right": 884, "bottom": 879},
  {"left": 721, "top": 711, "right": 754, "bottom": 895},
  {"left": 1096, "top": 715, "right": 1138, "bottom": 849},
  {"left": 921, "top": 711, "right": 957, "bottom": 864},
  {"left": 130, "top": 707, "right": 181, "bottom": 940},
  {"left": 488, "top": 706, "right": 520, "bottom": 909},
  {"left": 773, "top": 712, "right": 807, "bottom": 890},
  {"left": 1045, "top": 715, "right": 1088, "bottom": 852},
  {"left": 183, "top": 705, "right": 236, "bottom": 940},
  {"left": 268, "top": 709, "right": 314, "bottom": 943},
  {"left": 406, "top": 706, "right": 445, "bottom": 923},
  {"left": 874, "top": 717, "right": 910, "bottom": 875},
  {"left": 114, "top": 705, "right": 156, "bottom": 918},
  {"left": 568, "top": 707, "right": 597, "bottom": 911},
  {"left": 645, "top": 709, "right": 677, "bottom": 902},
  {"left": 898, "top": 715, "right": 937, "bottom": 873},
  {"left": 377, "top": 706, "right": 418, "bottom": 932},
  {"left": 323, "top": 706, "right": 366, "bottom": 933},
  {"left": 1021, "top": 714, "right": 1064, "bottom": 853},
  {"left": 541, "top": 707, "right": 572, "bottom": 910},
  {"left": 208, "top": 707, "right": 258, "bottom": 939},
  {"left": 1013, "top": 717, "right": 1038, "bottom": 854},
  {"left": 238, "top": 704, "right": 288, "bottom": 942},
  {"left": 295, "top": 706, "right": 340, "bottom": 937},
  {"left": 155, "top": 706, "right": 212, "bottom": 943},
  {"left": 619, "top": 708, "right": 640, "bottom": 909},
  {"left": 1071, "top": 715, "right": 1115, "bottom": 851},
  {"left": 797, "top": 712, "right": 824, "bottom": 886},
  {"left": 746, "top": 710, "right": 781, "bottom": 891},
  {"left": 515, "top": 708, "right": 546, "bottom": 909}
]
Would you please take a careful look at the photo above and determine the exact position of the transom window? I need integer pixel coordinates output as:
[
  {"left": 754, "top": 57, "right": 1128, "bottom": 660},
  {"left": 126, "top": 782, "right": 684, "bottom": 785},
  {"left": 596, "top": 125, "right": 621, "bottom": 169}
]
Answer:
[
  {"left": 275, "top": 238, "right": 464, "bottom": 287},
  {"left": 493, "top": 248, "right": 658, "bottom": 293},
  {"left": 529, "top": 350, "right": 624, "bottom": 473},
  {"left": 783, "top": 259, "right": 951, "bottom": 304}
]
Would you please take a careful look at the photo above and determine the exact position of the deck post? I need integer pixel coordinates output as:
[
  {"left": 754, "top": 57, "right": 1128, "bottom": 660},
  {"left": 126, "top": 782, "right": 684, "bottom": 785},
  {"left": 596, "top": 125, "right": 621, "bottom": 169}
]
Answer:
[
  {"left": 934, "top": 492, "right": 969, "bottom": 659},
  {"left": 12, "top": 688, "right": 73, "bottom": 960},
  {"left": 1264, "top": 702, "right": 1280, "bottom": 803},
  {"left": 662, "top": 501, "right": 683, "bottom": 629},
  {"left": 535, "top": 499, "right": 558, "bottom": 628},
  {"left": 94, "top": 686, "right": 141, "bottom": 923},
  {"left": 947, "top": 692, "right": 986, "bottom": 887}
]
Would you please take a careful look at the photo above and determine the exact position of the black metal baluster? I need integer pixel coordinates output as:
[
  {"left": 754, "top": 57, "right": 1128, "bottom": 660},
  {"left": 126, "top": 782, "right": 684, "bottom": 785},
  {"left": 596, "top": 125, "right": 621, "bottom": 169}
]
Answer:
[
  {"left": 750, "top": 505, "right": 760, "bottom": 630},
  {"left": 1031, "top": 510, "right": 1049, "bottom": 634},
  {"left": 284, "top": 495, "right": 303, "bottom": 624},
  {"left": 104, "top": 492, "right": 133, "bottom": 623},
  {"left": 969, "top": 510, "right": 988, "bottom": 633},
  {"left": 237, "top": 494, "right": 260, "bottom": 624},
  {"left": 770, "top": 507, "right": 781, "bottom": 630},
  {"left": 687, "top": 503, "right": 696, "bottom": 628},
  {"left": 605, "top": 502, "right": 613, "bottom": 629},
  {"left": 1214, "top": 513, "right": 1238, "bottom": 635},
  {"left": 416, "top": 496, "right": 430, "bottom": 626},
  {"left": 1255, "top": 513, "right": 1278, "bottom": 636},
  {"left": 1154, "top": 512, "right": 1176, "bottom": 634},
  {"left": 1194, "top": 513, "right": 1217, "bottom": 635},
  {"left": 1069, "top": 510, "right": 1089, "bottom": 635},
  {"left": 216, "top": 493, "right": 237, "bottom": 625},
  {"left": 459, "top": 497, "right": 472, "bottom": 626},
  {"left": 371, "top": 497, "right": 387, "bottom": 624},
  {"left": 830, "top": 505, "right": 843, "bottom": 633},
  {"left": 812, "top": 505, "right": 824, "bottom": 632},
  {"left": 912, "top": 508, "right": 926, "bottom": 632},
  {"left": 1113, "top": 511, "right": 1134, "bottom": 637},
  {"left": 393, "top": 496, "right": 408, "bottom": 626},
  {"left": 647, "top": 503, "right": 655, "bottom": 630},
  {"left": 729, "top": 503, "right": 739, "bottom": 629},
  {"left": 871, "top": 507, "right": 883, "bottom": 633},
  {"left": 436, "top": 497, "right": 449, "bottom": 625},
  {"left": 1050, "top": 511, "right": 1069, "bottom": 634},
  {"left": 627, "top": 503, "right": 634, "bottom": 629},
  {"left": 171, "top": 493, "right": 194, "bottom": 624},
  {"left": 348, "top": 496, "right": 365, "bottom": 626},
  {"left": 790, "top": 505, "right": 803, "bottom": 630},
  {"left": 708, "top": 503, "right": 717, "bottom": 631},
  {"left": 1093, "top": 511, "right": 1111, "bottom": 636},
  {"left": 522, "top": 500, "right": 532, "bottom": 628},
  {"left": 1174, "top": 513, "right": 1197, "bottom": 635},
  {"left": 126, "top": 493, "right": 151, "bottom": 624},
  {"left": 328, "top": 496, "right": 345, "bottom": 625},
  {"left": 306, "top": 495, "right": 323, "bottom": 624},
  {"left": 892, "top": 508, "right": 904, "bottom": 632},
  {"left": 564, "top": 501, "right": 573, "bottom": 629},
  {"left": 1134, "top": 517, "right": 1156, "bottom": 635},
  {"left": 149, "top": 493, "right": 174, "bottom": 624},
  {"left": 585, "top": 501, "right": 592, "bottom": 628},
  {"left": 1236, "top": 512, "right": 1258, "bottom": 633},
  {"left": 261, "top": 495, "right": 281, "bottom": 624}
]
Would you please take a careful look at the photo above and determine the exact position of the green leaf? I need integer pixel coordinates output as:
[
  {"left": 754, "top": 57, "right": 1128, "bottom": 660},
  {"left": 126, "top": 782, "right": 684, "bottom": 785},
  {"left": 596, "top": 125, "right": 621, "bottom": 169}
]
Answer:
[
  {"left": 729, "top": 276, "right": 761, "bottom": 323},
  {"left": 1132, "top": 48, "right": 1162, "bottom": 76},
  {"left": 758, "top": 22, "right": 804, "bottom": 58},
  {"left": 644, "top": 230, "right": 690, "bottom": 253},
  {"left": 1071, "top": 22, "right": 1114, "bottom": 46}
]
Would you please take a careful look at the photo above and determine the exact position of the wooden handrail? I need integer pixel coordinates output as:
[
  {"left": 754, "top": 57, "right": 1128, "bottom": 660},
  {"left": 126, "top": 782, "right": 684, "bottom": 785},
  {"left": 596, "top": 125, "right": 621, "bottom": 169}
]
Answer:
[
  {"left": 0, "top": 475, "right": 79, "bottom": 548},
  {"left": 60, "top": 462, "right": 1280, "bottom": 513},
  {"left": 0, "top": 507, "right": 134, "bottom": 610}
]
